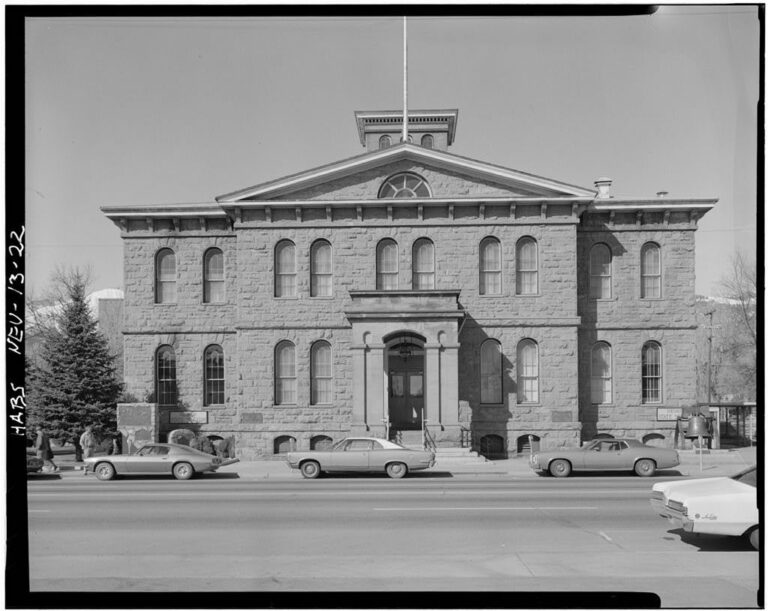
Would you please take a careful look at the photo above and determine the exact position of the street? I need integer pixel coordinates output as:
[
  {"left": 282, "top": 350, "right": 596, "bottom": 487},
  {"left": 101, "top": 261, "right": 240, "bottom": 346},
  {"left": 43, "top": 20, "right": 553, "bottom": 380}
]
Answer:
[{"left": 24, "top": 471, "right": 759, "bottom": 606}]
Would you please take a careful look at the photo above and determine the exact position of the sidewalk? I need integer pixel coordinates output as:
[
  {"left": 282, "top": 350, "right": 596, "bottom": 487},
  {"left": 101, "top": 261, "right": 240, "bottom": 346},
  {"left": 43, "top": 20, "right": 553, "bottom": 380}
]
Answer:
[{"left": 47, "top": 445, "right": 757, "bottom": 481}]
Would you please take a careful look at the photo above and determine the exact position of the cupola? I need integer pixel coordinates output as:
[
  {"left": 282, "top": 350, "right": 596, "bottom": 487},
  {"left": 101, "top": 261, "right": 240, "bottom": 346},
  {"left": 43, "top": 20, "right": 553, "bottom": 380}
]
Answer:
[{"left": 354, "top": 109, "right": 458, "bottom": 152}]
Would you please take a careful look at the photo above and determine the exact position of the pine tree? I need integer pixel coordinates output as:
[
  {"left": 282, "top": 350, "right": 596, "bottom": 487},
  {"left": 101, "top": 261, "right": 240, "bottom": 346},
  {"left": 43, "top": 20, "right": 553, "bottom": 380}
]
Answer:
[{"left": 27, "top": 270, "right": 122, "bottom": 460}]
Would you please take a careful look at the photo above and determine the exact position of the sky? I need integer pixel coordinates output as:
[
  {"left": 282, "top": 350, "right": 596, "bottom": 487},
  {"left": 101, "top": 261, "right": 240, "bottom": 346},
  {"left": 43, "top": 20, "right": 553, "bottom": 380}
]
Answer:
[{"left": 24, "top": 8, "right": 760, "bottom": 297}]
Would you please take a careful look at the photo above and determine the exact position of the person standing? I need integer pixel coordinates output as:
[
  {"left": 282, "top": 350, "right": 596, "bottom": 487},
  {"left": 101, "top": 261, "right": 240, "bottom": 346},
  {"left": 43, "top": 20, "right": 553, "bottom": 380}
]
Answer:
[
  {"left": 79, "top": 425, "right": 96, "bottom": 460},
  {"left": 34, "top": 425, "right": 58, "bottom": 472}
]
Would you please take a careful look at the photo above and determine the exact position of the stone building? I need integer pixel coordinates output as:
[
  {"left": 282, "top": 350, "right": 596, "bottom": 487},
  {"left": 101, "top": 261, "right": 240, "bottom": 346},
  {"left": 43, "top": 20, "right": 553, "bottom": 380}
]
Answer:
[{"left": 102, "top": 109, "right": 716, "bottom": 459}]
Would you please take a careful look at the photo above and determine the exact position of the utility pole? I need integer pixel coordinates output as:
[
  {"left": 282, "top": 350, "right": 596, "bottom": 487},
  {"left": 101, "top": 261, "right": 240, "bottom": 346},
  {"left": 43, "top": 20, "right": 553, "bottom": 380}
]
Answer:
[{"left": 707, "top": 309, "right": 714, "bottom": 406}]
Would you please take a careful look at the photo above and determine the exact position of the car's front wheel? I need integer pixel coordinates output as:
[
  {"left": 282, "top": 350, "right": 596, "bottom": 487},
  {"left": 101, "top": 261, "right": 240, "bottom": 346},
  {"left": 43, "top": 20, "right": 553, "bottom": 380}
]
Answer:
[
  {"left": 300, "top": 461, "right": 321, "bottom": 479},
  {"left": 386, "top": 462, "right": 407, "bottom": 479},
  {"left": 634, "top": 459, "right": 656, "bottom": 477},
  {"left": 173, "top": 462, "right": 194, "bottom": 480},
  {"left": 94, "top": 462, "right": 116, "bottom": 481},
  {"left": 549, "top": 459, "right": 571, "bottom": 478}
]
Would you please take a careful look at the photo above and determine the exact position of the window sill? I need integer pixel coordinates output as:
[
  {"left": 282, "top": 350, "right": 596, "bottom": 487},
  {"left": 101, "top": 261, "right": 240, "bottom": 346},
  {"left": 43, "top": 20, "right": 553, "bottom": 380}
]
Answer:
[
  {"left": 274, "top": 296, "right": 299, "bottom": 300},
  {"left": 153, "top": 302, "right": 178, "bottom": 306},
  {"left": 516, "top": 402, "right": 542, "bottom": 407},
  {"left": 202, "top": 301, "right": 228, "bottom": 306},
  {"left": 309, "top": 296, "right": 334, "bottom": 300},
  {"left": 514, "top": 293, "right": 540, "bottom": 298},
  {"left": 640, "top": 297, "right": 664, "bottom": 301}
]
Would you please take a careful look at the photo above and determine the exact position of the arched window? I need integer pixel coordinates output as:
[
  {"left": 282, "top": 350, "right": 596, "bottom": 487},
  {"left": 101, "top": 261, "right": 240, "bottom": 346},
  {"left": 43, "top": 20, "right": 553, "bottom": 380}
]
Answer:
[
  {"left": 274, "top": 435, "right": 296, "bottom": 454},
  {"left": 204, "top": 345, "right": 225, "bottom": 406},
  {"left": 379, "top": 135, "right": 391, "bottom": 150},
  {"left": 376, "top": 239, "right": 399, "bottom": 290},
  {"left": 479, "top": 237, "right": 502, "bottom": 295},
  {"left": 275, "top": 341, "right": 297, "bottom": 405},
  {"left": 412, "top": 238, "right": 435, "bottom": 290},
  {"left": 156, "top": 346, "right": 177, "bottom": 407},
  {"left": 420, "top": 134, "right": 434, "bottom": 149},
  {"left": 642, "top": 341, "right": 662, "bottom": 403},
  {"left": 310, "top": 435, "right": 334, "bottom": 451},
  {"left": 589, "top": 244, "right": 612, "bottom": 299},
  {"left": 517, "top": 339, "right": 539, "bottom": 403},
  {"left": 378, "top": 172, "right": 431, "bottom": 198},
  {"left": 591, "top": 342, "right": 612, "bottom": 404},
  {"left": 155, "top": 249, "right": 177, "bottom": 304},
  {"left": 310, "top": 240, "right": 333, "bottom": 297},
  {"left": 516, "top": 237, "right": 538, "bottom": 295},
  {"left": 641, "top": 243, "right": 661, "bottom": 299},
  {"left": 311, "top": 341, "right": 333, "bottom": 405},
  {"left": 203, "top": 248, "right": 225, "bottom": 303},
  {"left": 480, "top": 339, "right": 503, "bottom": 404},
  {"left": 275, "top": 240, "right": 296, "bottom": 298}
]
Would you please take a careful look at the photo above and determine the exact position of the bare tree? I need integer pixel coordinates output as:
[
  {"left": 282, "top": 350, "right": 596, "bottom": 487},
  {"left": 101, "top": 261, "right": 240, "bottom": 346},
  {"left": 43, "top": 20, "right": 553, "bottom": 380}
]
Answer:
[{"left": 719, "top": 251, "right": 757, "bottom": 347}]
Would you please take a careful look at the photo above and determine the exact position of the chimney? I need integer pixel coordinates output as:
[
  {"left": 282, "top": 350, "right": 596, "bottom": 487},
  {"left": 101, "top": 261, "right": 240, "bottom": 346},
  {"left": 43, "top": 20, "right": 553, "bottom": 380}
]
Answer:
[{"left": 594, "top": 178, "right": 612, "bottom": 199}]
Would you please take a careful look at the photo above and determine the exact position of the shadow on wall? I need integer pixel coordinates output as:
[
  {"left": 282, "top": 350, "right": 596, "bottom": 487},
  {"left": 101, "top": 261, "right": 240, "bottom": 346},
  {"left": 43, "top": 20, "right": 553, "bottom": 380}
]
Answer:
[{"left": 459, "top": 313, "right": 515, "bottom": 460}]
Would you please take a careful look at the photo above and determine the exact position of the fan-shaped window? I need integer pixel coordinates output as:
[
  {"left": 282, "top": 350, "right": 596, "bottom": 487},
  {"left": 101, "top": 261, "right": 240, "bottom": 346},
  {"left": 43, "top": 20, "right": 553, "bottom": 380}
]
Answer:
[
  {"left": 311, "top": 341, "right": 333, "bottom": 405},
  {"left": 517, "top": 339, "right": 539, "bottom": 403},
  {"left": 203, "top": 248, "right": 225, "bottom": 303},
  {"left": 275, "top": 240, "right": 296, "bottom": 298},
  {"left": 275, "top": 341, "right": 297, "bottom": 405},
  {"left": 642, "top": 341, "right": 662, "bottom": 403},
  {"left": 516, "top": 237, "right": 538, "bottom": 295},
  {"left": 420, "top": 134, "right": 434, "bottom": 149},
  {"left": 479, "top": 237, "right": 502, "bottom": 295},
  {"left": 310, "top": 240, "right": 333, "bottom": 297},
  {"left": 480, "top": 339, "right": 503, "bottom": 404},
  {"left": 591, "top": 342, "right": 612, "bottom": 404},
  {"left": 204, "top": 345, "right": 225, "bottom": 406},
  {"left": 641, "top": 243, "right": 662, "bottom": 299},
  {"left": 589, "top": 244, "right": 612, "bottom": 299},
  {"left": 156, "top": 346, "right": 177, "bottom": 407},
  {"left": 155, "top": 249, "right": 177, "bottom": 304},
  {"left": 379, "top": 135, "right": 391, "bottom": 150},
  {"left": 412, "top": 238, "right": 435, "bottom": 289},
  {"left": 376, "top": 239, "right": 399, "bottom": 290},
  {"left": 378, "top": 172, "right": 431, "bottom": 198}
]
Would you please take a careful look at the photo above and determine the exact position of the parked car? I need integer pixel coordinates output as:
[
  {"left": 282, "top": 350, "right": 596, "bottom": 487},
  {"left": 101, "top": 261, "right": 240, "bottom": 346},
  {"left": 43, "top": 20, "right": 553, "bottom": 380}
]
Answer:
[
  {"left": 286, "top": 437, "right": 436, "bottom": 479},
  {"left": 84, "top": 442, "right": 239, "bottom": 481},
  {"left": 529, "top": 438, "right": 680, "bottom": 477},
  {"left": 650, "top": 465, "right": 758, "bottom": 550},
  {"left": 27, "top": 455, "right": 44, "bottom": 474}
]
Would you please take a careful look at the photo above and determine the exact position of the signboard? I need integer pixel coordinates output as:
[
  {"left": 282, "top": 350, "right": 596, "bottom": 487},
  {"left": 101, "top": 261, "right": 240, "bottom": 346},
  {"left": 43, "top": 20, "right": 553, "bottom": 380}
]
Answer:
[
  {"left": 170, "top": 411, "right": 208, "bottom": 424},
  {"left": 656, "top": 407, "right": 683, "bottom": 421}
]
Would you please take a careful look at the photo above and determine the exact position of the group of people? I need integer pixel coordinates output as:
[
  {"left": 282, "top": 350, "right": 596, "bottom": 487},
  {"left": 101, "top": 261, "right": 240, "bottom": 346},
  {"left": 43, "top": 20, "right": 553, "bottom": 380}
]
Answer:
[{"left": 34, "top": 424, "right": 122, "bottom": 472}]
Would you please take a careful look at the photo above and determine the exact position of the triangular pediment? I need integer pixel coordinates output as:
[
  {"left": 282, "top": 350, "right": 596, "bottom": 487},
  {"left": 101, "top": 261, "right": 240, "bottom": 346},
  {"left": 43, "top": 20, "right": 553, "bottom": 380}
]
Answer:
[{"left": 216, "top": 144, "right": 595, "bottom": 203}]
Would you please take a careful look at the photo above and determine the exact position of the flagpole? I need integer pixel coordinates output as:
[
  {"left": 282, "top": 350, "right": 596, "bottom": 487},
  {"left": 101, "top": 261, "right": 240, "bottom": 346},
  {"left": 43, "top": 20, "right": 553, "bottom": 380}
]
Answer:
[{"left": 403, "top": 16, "right": 408, "bottom": 143}]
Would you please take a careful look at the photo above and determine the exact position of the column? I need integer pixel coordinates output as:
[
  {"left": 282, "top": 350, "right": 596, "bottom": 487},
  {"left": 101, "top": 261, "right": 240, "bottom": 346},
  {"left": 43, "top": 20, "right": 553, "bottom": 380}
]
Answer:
[
  {"left": 350, "top": 345, "right": 367, "bottom": 426},
  {"left": 440, "top": 344, "right": 460, "bottom": 426},
  {"left": 424, "top": 344, "right": 441, "bottom": 425},
  {"left": 367, "top": 346, "right": 387, "bottom": 429}
]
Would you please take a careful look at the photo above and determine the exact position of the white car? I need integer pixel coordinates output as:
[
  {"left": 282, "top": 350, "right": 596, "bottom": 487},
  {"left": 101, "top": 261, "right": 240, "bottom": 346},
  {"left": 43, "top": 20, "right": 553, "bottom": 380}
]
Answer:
[{"left": 650, "top": 465, "right": 758, "bottom": 549}]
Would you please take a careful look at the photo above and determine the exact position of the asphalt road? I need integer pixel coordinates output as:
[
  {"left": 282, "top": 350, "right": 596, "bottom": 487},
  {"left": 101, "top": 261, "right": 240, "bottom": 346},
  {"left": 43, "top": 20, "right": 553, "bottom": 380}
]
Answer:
[{"left": 25, "top": 474, "right": 759, "bottom": 607}]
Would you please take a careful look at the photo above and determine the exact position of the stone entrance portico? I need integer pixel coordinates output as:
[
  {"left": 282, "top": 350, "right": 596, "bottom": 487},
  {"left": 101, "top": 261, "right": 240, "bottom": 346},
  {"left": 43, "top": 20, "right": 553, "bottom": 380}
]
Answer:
[{"left": 345, "top": 290, "right": 465, "bottom": 445}]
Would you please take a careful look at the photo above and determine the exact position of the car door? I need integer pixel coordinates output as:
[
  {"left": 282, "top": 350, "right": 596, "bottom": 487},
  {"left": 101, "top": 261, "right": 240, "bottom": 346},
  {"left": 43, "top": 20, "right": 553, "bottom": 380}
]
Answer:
[
  {"left": 583, "top": 440, "right": 615, "bottom": 469},
  {"left": 328, "top": 439, "right": 372, "bottom": 471},
  {"left": 367, "top": 440, "right": 389, "bottom": 471},
  {"left": 612, "top": 441, "right": 635, "bottom": 469},
  {"left": 127, "top": 445, "right": 172, "bottom": 474}
]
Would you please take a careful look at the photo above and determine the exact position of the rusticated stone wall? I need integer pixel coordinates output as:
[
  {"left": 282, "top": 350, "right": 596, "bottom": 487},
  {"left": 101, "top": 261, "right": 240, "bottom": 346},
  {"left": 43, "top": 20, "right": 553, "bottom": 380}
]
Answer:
[{"left": 116, "top": 167, "right": 703, "bottom": 458}]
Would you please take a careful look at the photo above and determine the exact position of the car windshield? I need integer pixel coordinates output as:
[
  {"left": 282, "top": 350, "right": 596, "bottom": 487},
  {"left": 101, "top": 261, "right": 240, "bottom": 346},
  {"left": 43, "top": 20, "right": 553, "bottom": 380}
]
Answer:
[{"left": 732, "top": 466, "right": 757, "bottom": 488}]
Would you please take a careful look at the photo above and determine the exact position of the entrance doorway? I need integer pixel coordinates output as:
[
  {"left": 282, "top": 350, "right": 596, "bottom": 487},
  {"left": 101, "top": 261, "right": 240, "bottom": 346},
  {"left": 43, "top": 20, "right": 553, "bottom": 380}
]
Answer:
[{"left": 387, "top": 336, "right": 424, "bottom": 432}]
